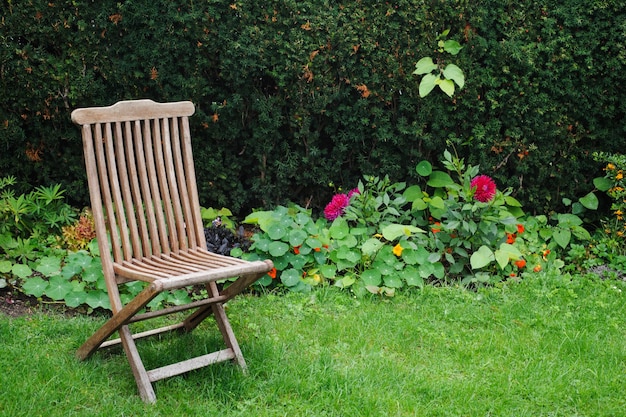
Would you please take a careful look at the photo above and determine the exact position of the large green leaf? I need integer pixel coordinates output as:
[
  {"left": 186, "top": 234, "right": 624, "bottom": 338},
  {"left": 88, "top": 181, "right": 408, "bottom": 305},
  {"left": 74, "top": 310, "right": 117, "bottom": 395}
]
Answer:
[
  {"left": 443, "top": 64, "right": 465, "bottom": 89},
  {"left": 553, "top": 228, "right": 571, "bottom": 249},
  {"left": 361, "top": 269, "right": 382, "bottom": 286},
  {"left": 381, "top": 224, "right": 425, "bottom": 241},
  {"left": 329, "top": 217, "right": 349, "bottom": 239},
  {"left": 288, "top": 229, "right": 308, "bottom": 246},
  {"left": 64, "top": 291, "right": 87, "bottom": 308},
  {"left": 470, "top": 245, "right": 495, "bottom": 270},
  {"left": 443, "top": 39, "right": 463, "bottom": 55},
  {"left": 22, "top": 276, "right": 48, "bottom": 297},
  {"left": 12, "top": 263, "right": 32, "bottom": 279},
  {"left": 427, "top": 171, "right": 455, "bottom": 188},
  {"left": 418, "top": 73, "right": 438, "bottom": 97},
  {"left": 413, "top": 57, "right": 438, "bottom": 75},
  {"left": 35, "top": 256, "right": 61, "bottom": 276},
  {"left": 415, "top": 160, "right": 432, "bottom": 177},
  {"left": 0, "top": 260, "right": 12, "bottom": 273},
  {"left": 438, "top": 78, "right": 455, "bottom": 97},
  {"left": 280, "top": 268, "right": 301, "bottom": 287},
  {"left": 593, "top": 177, "right": 612, "bottom": 191},
  {"left": 494, "top": 243, "right": 522, "bottom": 269},
  {"left": 268, "top": 241, "right": 290, "bottom": 257},
  {"left": 45, "top": 275, "right": 73, "bottom": 301},
  {"left": 85, "top": 291, "right": 111, "bottom": 310},
  {"left": 578, "top": 192, "right": 598, "bottom": 210},
  {"left": 361, "top": 238, "right": 384, "bottom": 256}
]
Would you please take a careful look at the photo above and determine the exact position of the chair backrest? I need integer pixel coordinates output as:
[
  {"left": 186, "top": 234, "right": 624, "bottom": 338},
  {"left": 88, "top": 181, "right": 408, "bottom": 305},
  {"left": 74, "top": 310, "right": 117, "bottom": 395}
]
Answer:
[{"left": 72, "top": 100, "right": 206, "bottom": 264}]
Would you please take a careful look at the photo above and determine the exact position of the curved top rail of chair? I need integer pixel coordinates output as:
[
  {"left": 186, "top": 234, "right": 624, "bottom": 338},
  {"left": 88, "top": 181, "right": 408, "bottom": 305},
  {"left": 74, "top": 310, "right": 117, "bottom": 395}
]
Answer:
[{"left": 71, "top": 99, "right": 195, "bottom": 125}]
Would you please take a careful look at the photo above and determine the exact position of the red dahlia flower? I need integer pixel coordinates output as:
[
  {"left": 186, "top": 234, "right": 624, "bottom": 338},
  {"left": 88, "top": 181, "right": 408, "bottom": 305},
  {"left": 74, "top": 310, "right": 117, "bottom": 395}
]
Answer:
[
  {"left": 324, "top": 193, "right": 350, "bottom": 220},
  {"left": 470, "top": 175, "right": 497, "bottom": 202}
]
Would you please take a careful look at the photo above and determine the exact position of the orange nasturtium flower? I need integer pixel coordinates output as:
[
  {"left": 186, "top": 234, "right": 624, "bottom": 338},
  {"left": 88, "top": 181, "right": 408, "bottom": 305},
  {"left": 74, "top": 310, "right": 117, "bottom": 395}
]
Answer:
[
  {"left": 506, "top": 233, "right": 516, "bottom": 244},
  {"left": 516, "top": 224, "right": 525, "bottom": 234},
  {"left": 293, "top": 245, "right": 301, "bottom": 255},
  {"left": 533, "top": 265, "right": 542, "bottom": 272},
  {"left": 268, "top": 268, "right": 277, "bottom": 279},
  {"left": 393, "top": 244, "right": 404, "bottom": 257},
  {"left": 514, "top": 259, "right": 526, "bottom": 269},
  {"left": 431, "top": 222, "right": 441, "bottom": 234}
]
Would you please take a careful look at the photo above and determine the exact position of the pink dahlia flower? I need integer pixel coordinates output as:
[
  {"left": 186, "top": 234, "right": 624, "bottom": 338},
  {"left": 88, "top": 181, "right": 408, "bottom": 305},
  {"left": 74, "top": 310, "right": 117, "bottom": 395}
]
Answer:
[
  {"left": 347, "top": 188, "right": 360, "bottom": 198},
  {"left": 470, "top": 175, "right": 497, "bottom": 202},
  {"left": 324, "top": 193, "right": 350, "bottom": 220}
]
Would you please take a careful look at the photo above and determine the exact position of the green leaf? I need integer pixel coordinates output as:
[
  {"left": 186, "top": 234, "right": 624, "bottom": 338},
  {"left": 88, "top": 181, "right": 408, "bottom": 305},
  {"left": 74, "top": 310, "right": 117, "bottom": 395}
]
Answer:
[
  {"left": 320, "top": 264, "right": 337, "bottom": 279},
  {"left": 361, "top": 269, "right": 382, "bottom": 286},
  {"left": 553, "top": 228, "right": 571, "bottom": 249},
  {"left": 267, "top": 223, "right": 288, "bottom": 240},
  {"left": 64, "top": 291, "right": 87, "bottom": 308},
  {"left": 470, "top": 245, "right": 495, "bottom": 270},
  {"left": 381, "top": 224, "right": 425, "bottom": 241},
  {"left": 429, "top": 196, "right": 446, "bottom": 210},
  {"left": 329, "top": 217, "right": 349, "bottom": 239},
  {"left": 280, "top": 268, "right": 301, "bottom": 287},
  {"left": 413, "top": 57, "right": 438, "bottom": 75},
  {"left": 66, "top": 251, "right": 93, "bottom": 270},
  {"left": 383, "top": 274, "right": 403, "bottom": 288},
  {"left": 288, "top": 229, "right": 308, "bottom": 246},
  {"left": 443, "top": 64, "right": 464, "bottom": 89},
  {"left": 504, "top": 196, "right": 523, "bottom": 207},
  {"left": 401, "top": 267, "right": 423, "bottom": 287},
  {"left": 578, "top": 192, "right": 598, "bottom": 210},
  {"left": 494, "top": 243, "right": 522, "bottom": 269},
  {"left": 557, "top": 213, "right": 583, "bottom": 227},
  {"left": 22, "top": 276, "right": 48, "bottom": 297},
  {"left": 0, "top": 260, "right": 12, "bottom": 273},
  {"left": 427, "top": 171, "right": 455, "bottom": 188},
  {"left": 443, "top": 39, "right": 463, "bottom": 55},
  {"left": 419, "top": 73, "right": 438, "bottom": 97},
  {"left": 85, "top": 291, "right": 111, "bottom": 310},
  {"left": 268, "top": 241, "right": 290, "bottom": 257},
  {"left": 35, "top": 256, "right": 61, "bottom": 276},
  {"left": 438, "top": 78, "right": 455, "bottom": 97},
  {"left": 83, "top": 264, "right": 104, "bottom": 282},
  {"left": 415, "top": 161, "right": 432, "bottom": 177},
  {"left": 361, "top": 238, "right": 384, "bottom": 256},
  {"left": 12, "top": 263, "right": 32, "bottom": 279},
  {"left": 45, "top": 275, "right": 73, "bottom": 300},
  {"left": 593, "top": 176, "right": 612, "bottom": 192},
  {"left": 167, "top": 289, "right": 192, "bottom": 306}
]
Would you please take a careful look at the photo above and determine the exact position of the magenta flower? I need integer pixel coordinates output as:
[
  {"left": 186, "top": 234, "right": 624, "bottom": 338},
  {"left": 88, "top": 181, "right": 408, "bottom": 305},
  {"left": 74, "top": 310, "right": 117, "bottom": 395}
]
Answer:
[
  {"left": 324, "top": 193, "right": 350, "bottom": 220},
  {"left": 470, "top": 175, "right": 497, "bottom": 202},
  {"left": 347, "top": 188, "right": 360, "bottom": 198}
]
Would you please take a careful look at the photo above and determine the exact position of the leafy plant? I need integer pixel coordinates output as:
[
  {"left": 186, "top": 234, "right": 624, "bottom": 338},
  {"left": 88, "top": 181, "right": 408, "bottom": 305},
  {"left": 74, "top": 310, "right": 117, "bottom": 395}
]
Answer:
[
  {"left": 413, "top": 29, "right": 465, "bottom": 97},
  {"left": 239, "top": 150, "right": 599, "bottom": 296}
]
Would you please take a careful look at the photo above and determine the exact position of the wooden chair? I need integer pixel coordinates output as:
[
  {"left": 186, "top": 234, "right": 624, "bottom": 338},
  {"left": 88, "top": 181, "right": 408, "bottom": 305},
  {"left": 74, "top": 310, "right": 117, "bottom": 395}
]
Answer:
[{"left": 71, "top": 99, "right": 273, "bottom": 403}]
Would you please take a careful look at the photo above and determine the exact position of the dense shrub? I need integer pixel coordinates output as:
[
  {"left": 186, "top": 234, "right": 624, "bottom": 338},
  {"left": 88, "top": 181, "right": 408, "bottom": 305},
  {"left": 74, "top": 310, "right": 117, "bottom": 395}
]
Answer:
[{"left": 1, "top": 0, "right": 625, "bottom": 216}]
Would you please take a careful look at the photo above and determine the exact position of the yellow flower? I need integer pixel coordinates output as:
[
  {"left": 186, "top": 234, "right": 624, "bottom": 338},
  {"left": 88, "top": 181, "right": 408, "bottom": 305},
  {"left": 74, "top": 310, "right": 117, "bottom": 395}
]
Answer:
[
  {"left": 606, "top": 163, "right": 616, "bottom": 170},
  {"left": 617, "top": 171, "right": 624, "bottom": 180},
  {"left": 393, "top": 243, "right": 403, "bottom": 257}
]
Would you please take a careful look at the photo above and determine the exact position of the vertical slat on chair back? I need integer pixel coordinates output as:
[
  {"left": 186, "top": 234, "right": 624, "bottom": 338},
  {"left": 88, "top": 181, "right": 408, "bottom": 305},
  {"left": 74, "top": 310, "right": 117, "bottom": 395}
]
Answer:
[{"left": 72, "top": 100, "right": 206, "bottom": 263}]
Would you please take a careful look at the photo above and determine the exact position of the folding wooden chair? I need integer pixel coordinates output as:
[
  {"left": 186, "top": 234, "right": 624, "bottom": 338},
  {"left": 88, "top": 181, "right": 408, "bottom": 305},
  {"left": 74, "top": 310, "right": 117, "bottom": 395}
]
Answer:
[{"left": 71, "top": 99, "right": 273, "bottom": 403}]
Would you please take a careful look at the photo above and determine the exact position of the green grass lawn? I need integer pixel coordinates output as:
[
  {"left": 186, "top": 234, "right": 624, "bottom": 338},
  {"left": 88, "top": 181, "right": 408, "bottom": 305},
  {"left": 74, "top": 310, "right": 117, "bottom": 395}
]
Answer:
[{"left": 1, "top": 273, "right": 625, "bottom": 417}]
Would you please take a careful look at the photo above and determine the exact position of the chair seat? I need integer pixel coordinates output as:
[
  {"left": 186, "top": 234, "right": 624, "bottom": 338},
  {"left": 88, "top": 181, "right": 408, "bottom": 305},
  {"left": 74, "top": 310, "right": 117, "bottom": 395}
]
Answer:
[{"left": 114, "top": 248, "right": 272, "bottom": 290}]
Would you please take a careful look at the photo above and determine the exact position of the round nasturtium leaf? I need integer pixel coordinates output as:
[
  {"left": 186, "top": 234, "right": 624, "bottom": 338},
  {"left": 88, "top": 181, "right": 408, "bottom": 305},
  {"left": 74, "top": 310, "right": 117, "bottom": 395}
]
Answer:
[{"left": 415, "top": 161, "right": 432, "bottom": 177}]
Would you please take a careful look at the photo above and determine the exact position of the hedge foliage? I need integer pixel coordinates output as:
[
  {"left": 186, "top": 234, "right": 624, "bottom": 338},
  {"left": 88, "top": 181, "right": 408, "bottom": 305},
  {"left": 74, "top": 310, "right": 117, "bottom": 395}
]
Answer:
[{"left": 2, "top": 0, "right": 625, "bottom": 216}]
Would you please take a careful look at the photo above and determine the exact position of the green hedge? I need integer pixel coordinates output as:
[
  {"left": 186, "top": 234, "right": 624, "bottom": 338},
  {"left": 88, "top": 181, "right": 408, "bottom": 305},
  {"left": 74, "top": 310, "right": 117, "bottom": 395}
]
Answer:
[{"left": 1, "top": 0, "right": 624, "bottom": 216}]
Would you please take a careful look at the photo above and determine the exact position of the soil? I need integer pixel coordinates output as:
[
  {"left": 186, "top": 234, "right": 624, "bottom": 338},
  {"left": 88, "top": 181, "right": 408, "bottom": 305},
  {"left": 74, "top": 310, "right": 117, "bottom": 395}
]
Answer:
[{"left": 0, "top": 289, "right": 41, "bottom": 317}]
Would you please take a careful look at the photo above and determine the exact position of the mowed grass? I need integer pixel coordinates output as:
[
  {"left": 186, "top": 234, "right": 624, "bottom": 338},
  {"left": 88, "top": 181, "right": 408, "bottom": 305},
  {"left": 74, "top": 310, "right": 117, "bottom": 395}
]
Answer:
[{"left": 1, "top": 273, "right": 625, "bottom": 416}]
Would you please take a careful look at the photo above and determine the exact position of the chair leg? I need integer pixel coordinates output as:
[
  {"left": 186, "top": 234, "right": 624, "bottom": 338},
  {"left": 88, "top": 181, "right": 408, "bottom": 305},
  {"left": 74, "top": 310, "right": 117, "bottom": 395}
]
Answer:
[{"left": 118, "top": 325, "right": 157, "bottom": 403}]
